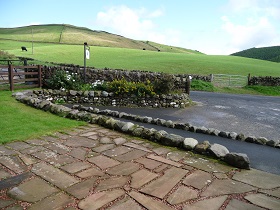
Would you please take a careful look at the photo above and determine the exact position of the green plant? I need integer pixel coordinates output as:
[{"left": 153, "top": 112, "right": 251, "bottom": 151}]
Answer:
[
  {"left": 153, "top": 74, "right": 175, "bottom": 94},
  {"left": 191, "top": 80, "right": 215, "bottom": 92},
  {"left": 106, "top": 78, "right": 155, "bottom": 97},
  {"left": 45, "top": 70, "right": 83, "bottom": 90}
]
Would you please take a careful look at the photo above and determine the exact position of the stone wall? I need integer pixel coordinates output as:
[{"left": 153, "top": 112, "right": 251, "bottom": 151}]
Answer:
[
  {"left": 248, "top": 76, "right": 280, "bottom": 86},
  {"left": 34, "top": 89, "right": 190, "bottom": 108},
  {"left": 42, "top": 65, "right": 211, "bottom": 91}
]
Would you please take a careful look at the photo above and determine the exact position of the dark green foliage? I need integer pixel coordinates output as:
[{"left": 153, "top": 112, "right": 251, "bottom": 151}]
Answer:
[
  {"left": 153, "top": 73, "right": 175, "bottom": 94},
  {"left": 45, "top": 69, "right": 83, "bottom": 90},
  {"left": 231, "top": 46, "right": 280, "bottom": 63}
]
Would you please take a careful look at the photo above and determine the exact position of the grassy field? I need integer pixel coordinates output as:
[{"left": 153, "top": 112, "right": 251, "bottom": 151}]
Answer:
[
  {"left": 1, "top": 39, "right": 280, "bottom": 77},
  {"left": 0, "top": 90, "right": 86, "bottom": 144}
]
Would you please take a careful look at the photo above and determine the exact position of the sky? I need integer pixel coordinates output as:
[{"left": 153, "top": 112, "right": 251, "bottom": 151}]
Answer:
[{"left": 0, "top": 0, "right": 279, "bottom": 55}]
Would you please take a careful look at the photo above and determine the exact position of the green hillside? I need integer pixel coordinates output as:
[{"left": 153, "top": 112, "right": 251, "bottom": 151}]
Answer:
[
  {"left": 231, "top": 46, "right": 280, "bottom": 63},
  {"left": 1, "top": 39, "right": 280, "bottom": 77},
  {"left": 0, "top": 24, "right": 200, "bottom": 54}
]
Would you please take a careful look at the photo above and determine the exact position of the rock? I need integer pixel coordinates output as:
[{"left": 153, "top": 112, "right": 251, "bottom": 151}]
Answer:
[
  {"left": 218, "top": 131, "right": 228, "bottom": 138},
  {"left": 194, "top": 141, "right": 211, "bottom": 154},
  {"left": 165, "top": 120, "right": 175, "bottom": 128},
  {"left": 69, "top": 90, "right": 77, "bottom": 96},
  {"left": 255, "top": 137, "right": 268, "bottom": 145},
  {"left": 143, "top": 116, "right": 153, "bottom": 123},
  {"left": 160, "top": 134, "right": 185, "bottom": 147},
  {"left": 101, "top": 91, "right": 109, "bottom": 97},
  {"left": 266, "top": 139, "right": 279, "bottom": 147},
  {"left": 245, "top": 136, "right": 256, "bottom": 143},
  {"left": 209, "top": 128, "right": 220, "bottom": 136},
  {"left": 224, "top": 153, "right": 250, "bottom": 169},
  {"left": 228, "top": 132, "right": 238, "bottom": 140},
  {"left": 183, "top": 138, "right": 198, "bottom": 150},
  {"left": 132, "top": 127, "right": 144, "bottom": 137},
  {"left": 114, "top": 121, "right": 127, "bottom": 132},
  {"left": 154, "top": 130, "right": 168, "bottom": 141},
  {"left": 88, "top": 91, "right": 95, "bottom": 97},
  {"left": 196, "top": 126, "right": 208, "bottom": 134},
  {"left": 121, "top": 122, "right": 135, "bottom": 133},
  {"left": 236, "top": 133, "right": 246, "bottom": 141},
  {"left": 208, "top": 143, "right": 229, "bottom": 158}
]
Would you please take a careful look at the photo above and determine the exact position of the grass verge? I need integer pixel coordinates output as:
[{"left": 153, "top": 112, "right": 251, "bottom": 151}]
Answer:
[
  {"left": 0, "top": 90, "right": 86, "bottom": 144},
  {"left": 191, "top": 80, "right": 280, "bottom": 96}
]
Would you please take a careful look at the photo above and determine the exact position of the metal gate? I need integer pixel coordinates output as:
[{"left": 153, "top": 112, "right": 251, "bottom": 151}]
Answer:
[{"left": 211, "top": 74, "right": 248, "bottom": 87}]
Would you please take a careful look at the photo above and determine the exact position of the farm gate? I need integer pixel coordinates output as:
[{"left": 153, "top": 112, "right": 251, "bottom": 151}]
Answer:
[
  {"left": 0, "top": 64, "right": 42, "bottom": 91},
  {"left": 211, "top": 74, "right": 248, "bottom": 87}
]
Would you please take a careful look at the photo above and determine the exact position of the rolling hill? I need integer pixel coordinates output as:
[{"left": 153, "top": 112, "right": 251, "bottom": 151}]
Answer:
[
  {"left": 0, "top": 24, "right": 200, "bottom": 54},
  {"left": 231, "top": 46, "right": 280, "bottom": 63},
  {"left": 0, "top": 24, "right": 279, "bottom": 77}
]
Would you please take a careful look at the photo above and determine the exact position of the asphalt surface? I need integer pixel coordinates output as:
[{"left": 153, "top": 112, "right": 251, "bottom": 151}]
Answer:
[{"left": 76, "top": 91, "right": 280, "bottom": 174}]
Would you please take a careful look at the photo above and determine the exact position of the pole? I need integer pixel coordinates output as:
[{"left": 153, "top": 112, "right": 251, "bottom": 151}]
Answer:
[
  {"left": 84, "top": 42, "right": 87, "bottom": 82},
  {"left": 32, "top": 28, "right": 34, "bottom": 55}
]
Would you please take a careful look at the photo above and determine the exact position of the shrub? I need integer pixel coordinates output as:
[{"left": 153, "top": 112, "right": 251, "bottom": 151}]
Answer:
[
  {"left": 45, "top": 70, "right": 83, "bottom": 90},
  {"left": 106, "top": 78, "right": 155, "bottom": 97},
  {"left": 153, "top": 73, "right": 175, "bottom": 94}
]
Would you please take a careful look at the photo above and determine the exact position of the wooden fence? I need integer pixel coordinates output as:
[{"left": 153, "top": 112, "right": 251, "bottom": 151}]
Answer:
[{"left": 0, "top": 65, "right": 42, "bottom": 91}]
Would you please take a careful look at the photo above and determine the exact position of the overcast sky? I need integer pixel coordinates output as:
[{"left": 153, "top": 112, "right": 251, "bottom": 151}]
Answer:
[{"left": 1, "top": 0, "right": 279, "bottom": 55}]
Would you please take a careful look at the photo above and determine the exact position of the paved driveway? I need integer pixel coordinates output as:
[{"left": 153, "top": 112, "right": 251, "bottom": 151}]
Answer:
[{"left": 95, "top": 91, "right": 280, "bottom": 141}]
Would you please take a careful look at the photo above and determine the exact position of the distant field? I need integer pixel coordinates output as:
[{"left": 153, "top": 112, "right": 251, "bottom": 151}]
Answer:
[{"left": 1, "top": 40, "right": 280, "bottom": 77}]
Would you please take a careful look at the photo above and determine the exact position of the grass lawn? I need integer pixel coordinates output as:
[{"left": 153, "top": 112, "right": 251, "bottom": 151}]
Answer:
[
  {"left": 0, "top": 90, "right": 86, "bottom": 144},
  {"left": 1, "top": 40, "right": 280, "bottom": 77}
]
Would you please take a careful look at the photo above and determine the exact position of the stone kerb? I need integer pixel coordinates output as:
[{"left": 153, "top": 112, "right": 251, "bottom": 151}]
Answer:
[
  {"left": 33, "top": 89, "right": 190, "bottom": 108},
  {"left": 13, "top": 90, "right": 251, "bottom": 169}
]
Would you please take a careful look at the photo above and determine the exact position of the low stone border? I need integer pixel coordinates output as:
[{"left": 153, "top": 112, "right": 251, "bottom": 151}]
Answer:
[
  {"left": 33, "top": 89, "right": 190, "bottom": 108},
  {"left": 13, "top": 90, "right": 251, "bottom": 169},
  {"left": 71, "top": 104, "right": 280, "bottom": 149}
]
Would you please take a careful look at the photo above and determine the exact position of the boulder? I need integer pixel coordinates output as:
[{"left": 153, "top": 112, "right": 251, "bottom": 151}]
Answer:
[
  {"left": 224, "top": 153, "right": 250, "bottom": 169},
  {"left": 208, "top": 143, "right": 229, "bottom": 158},
  {"left": 228, "top": 132, "right": 238, "bottom": 140},
  {"left": 218, "top": 131, "right": 228, "bottom": 138},
  {"left": 121, "top": 122, "right": 135, "bottom": 133},
  {"left": 165, "top": 120, "right": 175, "bottom": 128},
  {"left": 245, "top": 136, "right": 256, "bottom": 143},
  {"left": 154, "top": 130, "right": 168, "bottom": 141},
  {"left": 196, "top": 126, "right": 208, "bottom": 134},
  {"left": 266, "top": 139, "right": 279, "bottom": 147},
  {"left": 183, "top": 138, "right": 198, "bottom": 150},
  {"left": 160, "top": 133, "right": 185, "bottom": 147},
  {"left": 236, "top": 133, "right": 246, "bottom": 141},
  {"left": 194, "top": 141, "right": 211, "bottom": 154},
  {"left": 209, "top": 128, "right": 220, "bottom": 136},
  {"left": 255, "top": 137, "right": 268, "bottom": 145}
]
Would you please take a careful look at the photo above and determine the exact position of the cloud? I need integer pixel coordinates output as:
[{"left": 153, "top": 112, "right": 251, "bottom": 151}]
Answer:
[
  {"left": 220, "top": 0, "right": 280, "bottom": 53},
  {"left": 96, "top": 5, "right": 162, "bottom": 40}
]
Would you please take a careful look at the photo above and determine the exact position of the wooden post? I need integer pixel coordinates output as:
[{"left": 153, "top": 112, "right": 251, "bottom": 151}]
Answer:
[
  {"left": 248, "top": 73, "right": 251, "bottom": 86},
  {"left": 38, "top": 65, "right": 42, "bottom": 88},
  {"left": 8, "top": 64, "right": 14, "bottom": 91}
]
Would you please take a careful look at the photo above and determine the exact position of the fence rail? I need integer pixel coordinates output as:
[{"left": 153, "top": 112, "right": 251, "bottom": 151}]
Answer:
[
  {"left": 0, "top": 65, "right": 42, "bottom": 91},
  {"left": 211, "top": 74, "right": 248, "bottom": 87}
]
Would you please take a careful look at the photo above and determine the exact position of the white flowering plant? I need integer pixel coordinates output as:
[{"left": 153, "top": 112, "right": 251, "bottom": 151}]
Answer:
[{"left": 45, "top": 70, "right": 83, "bottom": 90}]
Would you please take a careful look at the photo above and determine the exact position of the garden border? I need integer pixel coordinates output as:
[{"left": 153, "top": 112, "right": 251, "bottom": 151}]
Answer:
[{"left": 13, "top": 89, "right": 253, "bottom": 169}]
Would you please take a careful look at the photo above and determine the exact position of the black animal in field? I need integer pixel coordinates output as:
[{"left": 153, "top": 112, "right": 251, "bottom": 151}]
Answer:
[{"left": 21, "top": 46, "right": 27, "bottom": 51}]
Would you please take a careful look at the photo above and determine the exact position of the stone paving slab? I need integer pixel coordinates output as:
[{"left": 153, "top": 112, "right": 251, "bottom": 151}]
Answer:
[
  {"left": 140, "top": 167, "right": 188, "bottom": 199},
  {"left": 1, "top": 125, "right": 280, "bottom": 210},
  {"left": 31, "top": 162, "right": 79, "bottom": 189},
  {"left": 78, "top": 189, "right": 125, "bottom": 210},
  {"left": 244, "top": 193, "right": 280, "bottom": 210},
  {"left": 233, "top": 168, "right": 280, "bottom": 189},
  {"left": 128, "top": 191, "right": 172, "bottom": 210},
  {"left": 7, "top": 177, "right": 59, "bottom": 202}
]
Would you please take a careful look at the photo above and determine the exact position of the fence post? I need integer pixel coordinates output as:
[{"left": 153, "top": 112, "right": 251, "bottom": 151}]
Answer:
[
  {"left": 8, "top": 64, "right": 14, "bottom": 91},
  {"left": 38, "top": 65, "right": 42, "bottom": 88},
  {"left": 248, "top": 73, "right": 251, "bottom": 86}
]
